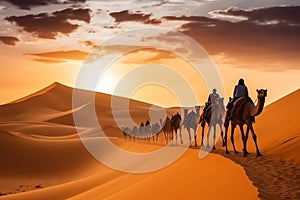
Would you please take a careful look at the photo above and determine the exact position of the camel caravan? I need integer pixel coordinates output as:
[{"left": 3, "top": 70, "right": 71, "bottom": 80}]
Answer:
[{"left": 121, "top": 79, "right": 267, "bottom": 157}]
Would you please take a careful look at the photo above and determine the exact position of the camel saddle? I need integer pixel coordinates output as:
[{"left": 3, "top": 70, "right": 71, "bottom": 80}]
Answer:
[{"left": 230, "top": 96, "right": 255, "bottom": 122}]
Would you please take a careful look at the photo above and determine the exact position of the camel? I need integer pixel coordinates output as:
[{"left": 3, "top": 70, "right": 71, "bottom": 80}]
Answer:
[
  {"left": 182, "top": 106, "right": 200, "bottom": 147},
  {"left": 224, "top": 89, "right": 267, "bottom": 157},
  {"left": 121, "top": 127, "right": 129, "bottom": 140},
  {"left": 171, "top": 112, "right": 182, "bottom": 145},
  {"left": 144, "top": 119, "right": 151, "bottom": 141},
  {"left": 199, "top": 97, "right": 225, "bottom": 149},
  {"left": 131, "top": 126, "right": 138, "bottom": 141},
  {"left": 158, "top": 117, "right": 172, "bottom": 143},
  {"left": 138, "top": 122, "right": 145, "bottom": 140},
  {"left": 151, "top": 122, "right": 161, "bottom": 142}
]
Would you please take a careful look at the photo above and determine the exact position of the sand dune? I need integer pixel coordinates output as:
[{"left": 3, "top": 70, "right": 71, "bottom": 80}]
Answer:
[
  {"left": 256, "top": 89, "right": 300, "bottom": 165},
  {"left": 0, "top": 130, "right": 258, "bottom": 200},
  {"left": 0, "top": 83, "right": 299, "bottom": 199}
]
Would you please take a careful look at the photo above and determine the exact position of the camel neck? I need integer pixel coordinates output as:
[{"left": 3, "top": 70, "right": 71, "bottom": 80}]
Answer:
[
  {"left": 250, "top": 97, "right": 265, "bottom": 117},
  {"left": 184, "top": 109, "right": 188, "bottom": 120},
  {"left": 196, "top": 109, "right": 200, "bottom": 116}
]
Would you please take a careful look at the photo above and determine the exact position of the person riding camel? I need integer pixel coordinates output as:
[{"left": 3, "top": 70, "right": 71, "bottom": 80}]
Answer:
[
  {"left": 226, "top": 78, "right": 249, "bottom": 115},
  {"left": 208, "top": 88, "right": 220, "bottom": 106},
  {"left": 203, "top": 88, "right": 220, "bottom": 115}
]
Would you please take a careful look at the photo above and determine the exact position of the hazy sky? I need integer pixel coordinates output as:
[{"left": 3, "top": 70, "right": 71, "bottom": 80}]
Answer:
[{"left": 0, "top": 0, "right": 299, "bottom": 107}]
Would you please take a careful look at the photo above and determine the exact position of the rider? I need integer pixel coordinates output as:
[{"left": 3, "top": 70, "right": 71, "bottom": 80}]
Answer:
[
  {"left": 207, "top": 88, "right": 220, "bottom": 106},
  {"left": 226, "top": 78, "right": 249, "bottom": 111},
  {"left": 203, "top": 88, "right": 220, "bottom": 115}
]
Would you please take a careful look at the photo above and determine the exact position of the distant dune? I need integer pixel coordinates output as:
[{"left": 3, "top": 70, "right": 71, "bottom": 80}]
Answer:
[{"left": 0, "top": 83, "right": 299, "bottom": 199}]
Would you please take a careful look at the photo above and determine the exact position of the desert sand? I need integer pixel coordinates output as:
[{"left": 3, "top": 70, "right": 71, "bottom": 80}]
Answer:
[{"left": 0, "top": 83, "right": 299, "bottom": 199}]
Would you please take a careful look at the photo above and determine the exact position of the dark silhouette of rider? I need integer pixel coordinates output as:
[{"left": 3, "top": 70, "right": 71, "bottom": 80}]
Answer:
[
  {"left": 207, "top": 88, "right": 220, "bottom": 105},
  {"left": 203, "top": 88, "right": 220, "bottom": 115},
  {"left": 227, "top": 78, "right": 249, "bottom": 110}
]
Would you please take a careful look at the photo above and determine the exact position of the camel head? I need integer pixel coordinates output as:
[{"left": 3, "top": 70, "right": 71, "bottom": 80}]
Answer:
[
  {"left": 172, "top": 112, "right": 182, "bottom": 121},
  {"left": 195, "top": 105, "right": 200, "bottom": 115},
  {"left": 183, "top": 109, "right": 189, "bottom": 119},
  {"left": 256, "top": 89, "right": 268, "bottom": 98}
]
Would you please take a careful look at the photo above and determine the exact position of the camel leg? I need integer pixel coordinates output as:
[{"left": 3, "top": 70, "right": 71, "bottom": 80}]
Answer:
[
  {"left": 201, "top": 124, "right": 205, "bottom": 146},
  {"left": 212, "top": 124, "right": 216, "bottom": 150},
  {"left": 146, "top": 132, "right": 148, "bottom": 142},
  {"left": 194, "top": 128, "right": 197, "bottom": 147},
  {"left": 223, "top": 114, "right": 230, "bottom": 153},
  {"left": 219, "top": 123, "right": 225, "bottom": 147},
  {"left": 180, "top": 127, "right": 183, "bottom": 144},
  {"left": 147, "top": 132, "right": 149, "bottom": 142},
  {"left": 239, "top": 125, "right": 247, "bottom": 156},
  {"left": 224, "top": 124, "right": 229, "bottom": 154},
  {"left": 171, "top": 131, "right": 173, "bottom": 145},
  {"left": 187, "top": 128, "right": 191, "bottom": 146},
  {"left": 230, "top": 124, "right": 239, "bottom": 153},
  {"left": 249, "top": 125, "right": 262, "bottom": 156},
  {"left": 206, "top": 125, "right": 212, "bottom": 148},
  {"left": 176, "top": 129, "right": 179, "bottom": 146},
  {"left": 244, "top": 127, "right": 250, "bottom": 155},
  {"left": 174, "top": 130, "right": 178, "bottom": 146},
  {"left": 163, "top": 131, "right": 167, "bottom": 144},
  {"left": 165, "top": 132, "right": 167, "bottom": 144}
]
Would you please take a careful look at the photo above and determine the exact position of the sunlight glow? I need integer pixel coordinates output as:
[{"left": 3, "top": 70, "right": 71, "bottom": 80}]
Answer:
[{"left": 97, "top": 73, "right": 117, "bottom": 94}]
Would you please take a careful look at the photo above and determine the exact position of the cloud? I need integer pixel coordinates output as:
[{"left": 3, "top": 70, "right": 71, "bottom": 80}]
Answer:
[
  {"left": 84, "top": 40, "right": 95, "bottom": 46},
  {"left": 33, "top": 58, "right": 66, "bottom": 64},
  {"left": 162, "top": 6, "right": 300, "bottom": 70},
  {"left": 5, "top": 8, "right": 91, "bottom": 39},
  {"left": 28, "top": 50, "right": 89, "bottom": 63},
  {"left": 162, "top": 15, "right": 217, "bottom": 22},
  {"left": 109, "top": 10, "right": 161, "bottom": 25},
  {"left": 212, "top": 6, "right": 300, "bottom": 25},
  {"left": 83, "top": 40, "right": 98, "bottom": 48},
  {"left": 0, "top": 36, "right": 19, "bottom": 46},
  {"left": 1, "top": 0, "right": 86, "bottom": 10},
  {"left": 121, "top": 48, "right": 178, "bottom": 64}
]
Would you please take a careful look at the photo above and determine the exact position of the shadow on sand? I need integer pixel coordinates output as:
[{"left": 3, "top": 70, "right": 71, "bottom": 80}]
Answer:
[{"left": 213, "top": 149, "right": 300, "bottom": 200}]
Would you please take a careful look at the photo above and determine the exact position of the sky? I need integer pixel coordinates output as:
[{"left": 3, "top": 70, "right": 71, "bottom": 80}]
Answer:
[{"left": 0, "top": 0, "right": 299, "bottom": 107}]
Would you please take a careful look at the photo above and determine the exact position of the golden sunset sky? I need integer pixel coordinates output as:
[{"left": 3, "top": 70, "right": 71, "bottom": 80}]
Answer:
[{"left": 0, "top": 0, "right": 299, "bottom": 107}]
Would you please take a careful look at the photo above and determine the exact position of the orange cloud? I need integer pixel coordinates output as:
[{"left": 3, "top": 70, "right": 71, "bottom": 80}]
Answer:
[
  {"left": 28, "top": 50, "right": 89, "bottom": 63},
  {"left": 121, "top": 48, "right": 178, "bottom": 64},
  {"left": 0, "top": 36, "right": 19, "bottom": 46}
]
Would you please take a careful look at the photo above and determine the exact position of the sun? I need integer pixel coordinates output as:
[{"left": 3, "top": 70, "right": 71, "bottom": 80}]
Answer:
[{"left": 97, "top": 72, "right": 117, "bottom": 94}]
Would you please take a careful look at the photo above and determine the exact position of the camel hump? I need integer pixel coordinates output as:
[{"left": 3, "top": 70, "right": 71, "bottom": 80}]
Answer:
[
  {"left": 233, "top": 96, "right": 252, "bottom": 107},
  {"left": 233, "top": 97, "right": 244, "bottom": 107},
  {"left": 184, "top": 111, "right": 197, "bottom": 127},
  {"left": 232, "top": 96, "right": 253, "bottom": 119},
  {"left": 189, "top": 111, "right": 197, "bottom": 118}
]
